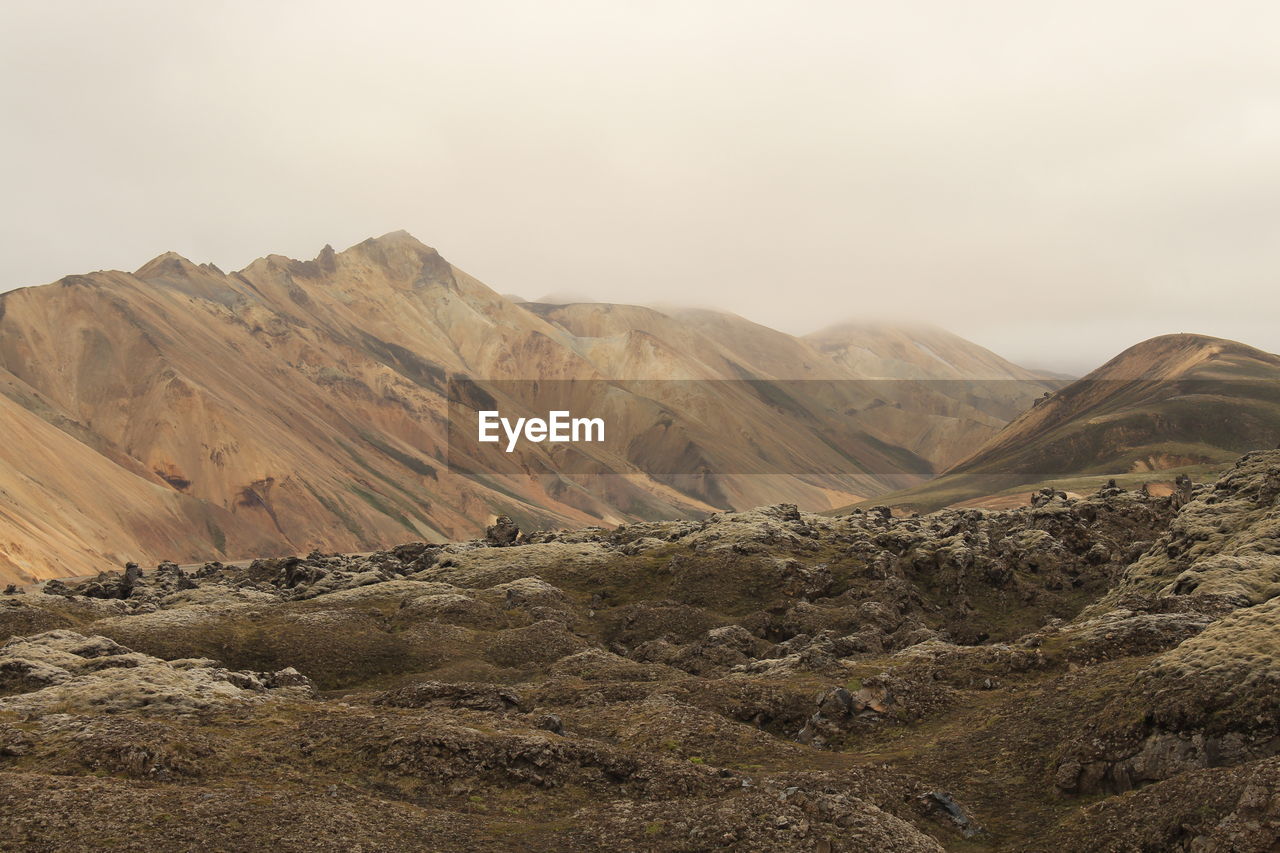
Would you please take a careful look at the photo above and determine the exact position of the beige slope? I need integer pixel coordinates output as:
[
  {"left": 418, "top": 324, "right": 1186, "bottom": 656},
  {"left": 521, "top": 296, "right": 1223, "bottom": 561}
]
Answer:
[
  {"left": 0, "top": 232, "right": 1051, "bottom": 584},
  {"left": 529, "top": 303, "right": 848, "bottom": 381},
  {"left": 0, "top": 378, "right": 281, "bottom": 582},
  {"left": 226, "top": 237, "right": 886, "bottom": 509},
  {"left": 527, "top": 303, "right": 1054, "bottom": 469},
  {"left": 806, "top": 321, "right": 1048, "bottom": 380},
  {"left": 0, "top": 236, "right": 659, "bottom": 582}
]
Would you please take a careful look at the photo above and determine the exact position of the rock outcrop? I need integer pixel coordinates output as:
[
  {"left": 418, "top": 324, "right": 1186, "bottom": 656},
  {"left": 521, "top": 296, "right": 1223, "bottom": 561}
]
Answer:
[{"left": 0, "top": 630, "right": 313, "bottom": 715}]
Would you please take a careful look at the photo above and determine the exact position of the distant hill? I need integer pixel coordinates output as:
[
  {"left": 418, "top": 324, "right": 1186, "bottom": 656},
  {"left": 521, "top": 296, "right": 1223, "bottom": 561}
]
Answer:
[
  {"left": 805, "top": 321, "right": 1054, "bottom": 381},
  {"left": 860, "top": 333, "right": 1280, "bottom": 511}
]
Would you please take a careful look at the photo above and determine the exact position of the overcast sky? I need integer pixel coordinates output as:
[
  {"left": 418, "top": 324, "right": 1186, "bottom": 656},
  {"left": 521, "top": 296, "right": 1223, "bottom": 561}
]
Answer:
[{"left": 2, "top": 1, "right": 1277, "bottom": 374}]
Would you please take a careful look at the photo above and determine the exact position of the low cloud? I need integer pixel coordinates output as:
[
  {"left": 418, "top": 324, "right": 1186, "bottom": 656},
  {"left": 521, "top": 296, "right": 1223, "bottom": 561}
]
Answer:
[{"left": 2, "top": 1, "right": 1277, "bottom": 373}]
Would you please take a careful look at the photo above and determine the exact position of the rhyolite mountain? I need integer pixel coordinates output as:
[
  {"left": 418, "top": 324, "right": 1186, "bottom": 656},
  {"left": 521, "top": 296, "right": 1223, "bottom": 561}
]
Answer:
[
  {"left": 0, "top": 232, "right": 1055, "bottom": 583},
  {"left": 868, "top": 333, "right": 1280, "bottom": 511}
]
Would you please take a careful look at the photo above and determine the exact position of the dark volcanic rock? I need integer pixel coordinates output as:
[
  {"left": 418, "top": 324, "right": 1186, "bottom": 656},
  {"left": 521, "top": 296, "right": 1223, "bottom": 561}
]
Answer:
[
  {"left": 485, "top": 516, "right": 522, "bottom": 547},
  {"left": 3, "top": 452, "right": 1280, "bottom": 850}
]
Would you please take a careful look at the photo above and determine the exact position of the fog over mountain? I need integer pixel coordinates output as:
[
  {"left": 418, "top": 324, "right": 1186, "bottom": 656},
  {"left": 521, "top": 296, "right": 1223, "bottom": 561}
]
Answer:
[{"left": 4, "top": 1, "right": 1280, "bottom": 375}]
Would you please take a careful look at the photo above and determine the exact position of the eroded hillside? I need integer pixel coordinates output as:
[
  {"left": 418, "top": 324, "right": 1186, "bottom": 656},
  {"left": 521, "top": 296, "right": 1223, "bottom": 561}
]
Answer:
[
  {"left": 868, "top": 333, "right": 1280, "bottom": 512},
  {"left": 0, "top": 232, "right": 1052, "bottom": 584}
]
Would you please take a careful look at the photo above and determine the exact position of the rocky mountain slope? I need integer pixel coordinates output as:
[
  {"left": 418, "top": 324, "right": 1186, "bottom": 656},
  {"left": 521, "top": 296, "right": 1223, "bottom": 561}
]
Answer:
[
  {"left": 3, "top": 450, "right": 1279, "bottom": 850},
  {"left": 867, "top": 333, "right": 1280, "bottom": 511},
  {"left": 0, "top": 232, "right": 1052, "bottom": 583}
]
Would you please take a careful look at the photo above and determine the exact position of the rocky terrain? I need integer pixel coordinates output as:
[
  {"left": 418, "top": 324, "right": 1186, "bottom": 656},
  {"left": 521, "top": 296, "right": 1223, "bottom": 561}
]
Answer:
[{"left": 2, "top": 450, "right": 1279, "bottom": 849}]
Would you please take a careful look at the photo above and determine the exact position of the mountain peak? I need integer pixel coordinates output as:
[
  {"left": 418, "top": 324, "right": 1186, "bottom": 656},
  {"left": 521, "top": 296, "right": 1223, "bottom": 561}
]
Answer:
[
  {"left": 1088, "top": 332, "right": 1280, "bottom": 381},
  {"left": 134, "top": 251, "right": 203, "bottom": 281},
  {"left": 355, "top": 230, "right": 435, "bottom": 253},
  {"left": 1117, "top": 332, "right": 1237, "bottom": 354},
  {"left": 330, "top": 231, "right": 457, "bottom": 289}
]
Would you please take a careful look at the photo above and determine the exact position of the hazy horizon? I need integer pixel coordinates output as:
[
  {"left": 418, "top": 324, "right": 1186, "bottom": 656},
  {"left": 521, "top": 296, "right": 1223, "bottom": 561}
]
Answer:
[{"left": 3, "top": 1, "right": 1278, "bottom": 375}]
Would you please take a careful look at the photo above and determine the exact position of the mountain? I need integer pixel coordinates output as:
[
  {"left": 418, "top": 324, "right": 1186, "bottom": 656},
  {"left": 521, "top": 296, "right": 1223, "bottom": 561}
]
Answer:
[
  {"left": 805, "top": 321, "right": 1052, "bottom": 381},
  {"left": 867, "top": 333, "right": 1280, "bottom": 510},
  {"left": 0, "top": 232, "right": 1050, "bottom": 583}
]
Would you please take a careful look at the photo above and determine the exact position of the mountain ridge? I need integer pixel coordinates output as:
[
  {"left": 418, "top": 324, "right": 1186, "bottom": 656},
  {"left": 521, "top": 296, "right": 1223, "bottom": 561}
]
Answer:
[
  {"left": 944, "top": 332, "right": 1280, "bottom": 476},
  {"left": 0, "top": 231, "right": 1051, "bottom": 583},
  {"left": 856, "top": 332, "right": 1280, "bottom": 512}
]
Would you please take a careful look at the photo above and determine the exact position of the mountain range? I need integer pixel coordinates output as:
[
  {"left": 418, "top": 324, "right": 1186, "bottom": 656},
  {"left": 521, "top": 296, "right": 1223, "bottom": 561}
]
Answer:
[{"left": 1, "top": 231, "right": 1276, "bottom": 583}]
